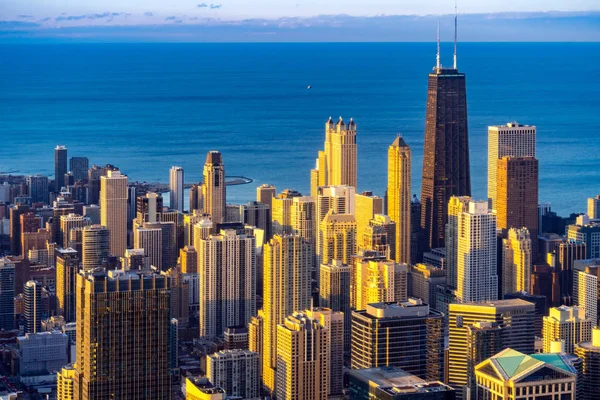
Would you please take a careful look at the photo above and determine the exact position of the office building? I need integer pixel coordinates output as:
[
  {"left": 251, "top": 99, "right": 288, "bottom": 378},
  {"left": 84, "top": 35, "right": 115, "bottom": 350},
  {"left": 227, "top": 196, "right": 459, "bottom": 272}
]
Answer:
[
  {"left": 196, "top": 228, "right": 256, "bottom": 339},
  {"left": 56, "top": 248, "right": 79, "bottom": 322},
  {"left": 121, "top": 248, "right": 147, "bottom": 271},
  {"left": 72, "top": 269, "right": 172, "bottom": 399},
  {"left": 543, "top": 306, "right": 592, "bottom": 354},
  {"left": 9, "top": 203, "right": 31, "bottom": 256},
  {"left": 185, "top": 377, "right": 226, "bottom": 400},
  {"left": 353, "top": 257, "right": 408, "bottom": 311},
  {"left": 27, "top": 174, "right": 49, "bottom": 204},
  {"left": 351, "top": 299, "right": 444, "bottom": 381},
  {"left": 60, "top": 214, "right": 91, "bottom": 249},
  {"left": 348, "top": 367, "right": 455, "bottom": 400},
  {"left": 261, "top": 234, "right": 312, "bottom": 393},
  {"left": 138, "top": 221, "right": 177, "bottom": 270},
  {"left": 82, "top": 204, "right": 100, "bottom": 225},
  {"left": 454, "top": 200, "right": 498, "bottom": 303},
  {"left": 319, "top": 210, "right": 356, "bottom": 266},
  {"left": 423, "top": 247, "right": 445, "bottom": 269},
  {"left": 504, "top": 292, "right": 547, "bottom": 336},
  {"left": 575, "top": 326, "right": 600, "bottom": 400},
  {"left": 420, "top": 59, "right": 471, "bottom": 252},
  {"left": 100, "top": 169, "right": 128, "bottom": 257},
  {"left": 573, "top": 260, "right": 600, "bottom": 323},
  {"left": 24, "top": 280, "right": 42, "bottom": 334},
  {"left": 487, "top": 123, "right": 536, "bottom": 210},
  {"left": 55, "top": 145, "right": 68, "bottom": 191},
  {"left": 0, "top": 258, "right": 15, "bottom": 330},
  {"left": 501, "top": 228, "right": 532, "bottom": 296},
  {"left": 271, "top": 189, "right": 302, "bottom": 235},
  {"left": 169, "top": 166, "right": 184, "bottom": 212},
  {"left": 387, "top": 135, "right": 412, "bottom": 264},
  {"left": 463, "top": 322, "right": 505, "bottom": 399},
  {"left": 362, "top": 214, "right": 396, "bottom": 258},
  {"left": 223, "top": 326, "right": 248, "bottom": 350},
  {"left": 355, "top": 191, "right": 384, "bottom": 245},
  {"left": 136, "top": 192, "right": 163, "bottom": 224},
  {"left": 409, "top": 263, "right": 446, "bottom": 309},
  {"left": 567, "top": 222, "right": 600, "bottom": 259},
  {"left": 319, "top": 260, "right": 351, "bottom": 351},
  {"left": 475, "top": 348, "right": 576, "bottom": 400},
  {"left": 448, "top": 300, "right": 536, "bottom": 399},
  {"left": 206, "top": 349, "right": 260, "bottom": 400},
  {"left": 256, "top": 183, "right": 276, "bottom": 208},
  {"left": 81, "top": 225, "right": 110, "bottom": 270},
  {"left": 57, "top": 364, "right": 77, "bottom": 400},
  {"left": 17, "top": 331, "right": 68, "bottom": 376},
  {"left": 276, "top": 311, "right": 330, "bottom": 400},
  {"left": 588, "top": 195, "right": 600, "bottom": 220},
  {"left": 445, "top": 196, "right": 470, "bottom": 289},
  {"left": 179, "top": 245, "right": 197, "bottom": 274},
  {"left": 557, "top": 240, "right": 587, "bottom": 302},
  {"left": 69, "top": 157, "right": 89, "bottom": 181},
  {"left": 202, "top": 151, "right": 226, "bottom": 224},
  {"left": 21, "top": 228, "right": 51, "bottom": 260}
]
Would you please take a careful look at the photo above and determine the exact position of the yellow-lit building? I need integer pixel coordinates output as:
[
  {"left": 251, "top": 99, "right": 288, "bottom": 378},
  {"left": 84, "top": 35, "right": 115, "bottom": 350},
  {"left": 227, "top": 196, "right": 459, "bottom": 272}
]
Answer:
[
  {"left": 319, "top": 210, "right": 356, "bottom": 266},
  {"left": 501, "top": 227, "right": 532, "bottom": 295},
  {"left": 355, "top": 191, "right": 383, "bottom": 249},
  {"left": 179, "top": 245, "right": 197, "bottom": 274},
  {"left": 186, "top": 377, "right": 226, "bottom": 400},
  {"left": 202, "top": 151, "right": 226, "bottom": 224},
  {"left": 100, "top": 169, "right": 128, "bottom": 257},
  {"left": 57, "top": 364, "right": 77, "bottom": 400},
  {"left": 353, "top": 257, "right": 408, "bottom": 311}
]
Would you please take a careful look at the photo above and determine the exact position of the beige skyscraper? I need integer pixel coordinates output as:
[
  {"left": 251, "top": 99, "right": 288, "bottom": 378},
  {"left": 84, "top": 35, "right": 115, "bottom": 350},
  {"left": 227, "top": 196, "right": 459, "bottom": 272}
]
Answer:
[
  {"left": 319, "top": 260, "right": 351, "bottom": 352},
  {"left": 202, "top": 151, "right": 226, "bottom": 224},
  {"left": 271, "top": 189, "right": 302, "bottom": 235},
  {"left": 355, "top": 191, "right": 383, "bottom": 244},
  {"left": 387, "top": 135, "right": 412, "bottom": 264},
  {"left": 100, "top": 169, "right": 127, "bottom": 257},
  {"left": 276, "top": 312, "right": 330, "bottom": 400},
  {"left": 169, "top": 166, "right": 184, "bottom": 212},
  {"left": 361, "top": 214, "right": 396, "bottom": 257},
  {"left": 256, "top": 184, "right": 276, "bottom": 208},
  {"left": 353, "top": 257, "right": 408, "bottom": 311},
  {"left": 81, "top": 225, "right": 110, "bottom": 271},
  {"left": 487, "top": 122, "right": 536, "bottom": 209},
  {"left": 445, "top": 196, "right": 471, "bottom": 289},
  {"left": 543, "top": 305, "right": 593, "bottom": 354},
  {"left": 206, "top": 350, "right": 260, "bottom": 400},
  {"left": 501, "top": 227, "right": 532, "bottom": 295},
  {"left": 588, "top": 195, "right": 600, "bottom": 220},
  {"left": 319, "top": 210, "right": 357, "bottom": 266},
  {"left": 59, "top": 214, "right": 91, "bottom": 249},
  {"left": 261, "top": 234, "right": 312, "bottom": 394}
]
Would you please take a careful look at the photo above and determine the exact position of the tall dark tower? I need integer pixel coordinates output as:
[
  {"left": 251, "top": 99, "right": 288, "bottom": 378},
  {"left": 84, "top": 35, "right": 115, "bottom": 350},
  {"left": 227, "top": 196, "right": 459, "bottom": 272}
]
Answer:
[
  {"left": 54, "top": 145, "right": 68, "bottom": 191},
  {"left": 420, "top": 17, "right": 470, "bottom": 251}
]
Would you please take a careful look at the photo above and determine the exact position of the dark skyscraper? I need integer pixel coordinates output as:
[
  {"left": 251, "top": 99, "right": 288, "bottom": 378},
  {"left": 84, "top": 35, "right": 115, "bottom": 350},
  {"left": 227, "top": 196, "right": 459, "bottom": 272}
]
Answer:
[
  {"left": 54, "top": 145, "right": 68, "bottom": 191},
  {"left": 69, "top": 156, "right": 89, "bottom": 181},
  {"left": 420, "top": 25, "right": 470, "bottom": 251}
]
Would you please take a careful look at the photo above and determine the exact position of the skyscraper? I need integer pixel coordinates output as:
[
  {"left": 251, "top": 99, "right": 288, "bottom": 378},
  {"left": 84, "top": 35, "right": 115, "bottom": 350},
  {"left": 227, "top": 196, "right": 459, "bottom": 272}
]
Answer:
[
  {"left": 196, "top": 228, "right": 256, "bottom": 339},
  {"left": 134, "top": 225, "right": 162, "bottom": 269},
  {"left": 487, "top": 122, "right": 536, "bottom": 210},
  {"left": 207, "top": 350, "right": 260, "bottom": 400},
  {"left": 23, "top": 280, "right": 42, "bottom": 334},
  {"left": 276, "top": 312, "right": 330, "bottom": 400},
  {"left": 60, "top": 214, "right": 91, "bottom": 249},
  {"left": 0, "top": 258, "right": 15, "bottom": 330},
  {"left": 69, "top": 156, "right": 89, "bottom": 181},
  {"left": 169, "top": 166, "right": 184, "bottom": 212},
  {"left": 271, "top": 189, "right": 302, "bottom": 235},
  {"left": 588, "top": 195, "right": 600, "bottom": 220},
  {"left": 256, "top": 184, "right": 276, "bottom": 208},
  {"left": 202, "top": 151, "right": 226, "bottom": 224},
  {"left": 55, "top": 145, "right": 68, "bottom": 191},
  {"left": 56, "top": 247, "right": 79, "bottom": 322},
  {"left": 81, "top": 225, "right": 110, "bottom": 270},
  {"left": 355, "top": 191, "right": 383, "bottom": 247},
  {"left": 351, "top": 298, "right": 444, "bottom": 381},
  {"left": 26, "top": 174, "right": 49, "bottom": 204},
  {"left": 361, "top": 214, "right": 396, "bottom": 258},
  {"left": 100, "top": 169, "right": 128, "bottom": 257},
  {"left": 575, "top": 327, "right": 600, "bottom": 400},
  {"left": 444, "top": 196, "right": 471, "bottom": 289},
  {"left": 319, "top": 210, "right": 357, "bottom": 266},
  {"left": 319, "top": 260, "right": 351, "bottom": 351},
  {"left": 573, "top": 260, "right": 600, "bottom": 323},
  {"left": 501, "top": 227, "right": 532, "bottom": 296},
  {"left": 353, "top": 257, "right": 408, "bottom": 311},
  {"left": 387, "top": 135, "right": 412, "bottom": 264},
  {"left": 261, "top": 234, "right": 312, "bottom": 394},
  {"left": 543, "top": 306, "right": 593, "bottom": 354},
  {"left": 454, "top": 200, "right": 498, "bottom": 303},
  {"left": 420, "top": 42, "right": 471, "bottom": 252}
]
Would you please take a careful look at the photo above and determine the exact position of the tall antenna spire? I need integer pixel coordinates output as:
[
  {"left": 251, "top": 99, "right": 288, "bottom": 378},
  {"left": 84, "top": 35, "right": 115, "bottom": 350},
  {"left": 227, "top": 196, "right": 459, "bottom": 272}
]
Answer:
[
  {"left": 436, "top": 19, "right": 441, "bottom": 70},
  {"left": 453, "top": 0, "right": 458, "bottom": 69}
]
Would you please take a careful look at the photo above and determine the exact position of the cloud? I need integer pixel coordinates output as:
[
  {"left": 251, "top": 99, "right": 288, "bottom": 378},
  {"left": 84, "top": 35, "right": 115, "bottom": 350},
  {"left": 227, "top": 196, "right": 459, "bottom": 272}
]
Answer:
[
  {"left": 198, "top": 3, "right": 208, "bottom": 8},
  {"left": 210, "top": 4, "right": 222, "bottom": 9},
  {"left": 55, "top": 12, "right": 127, "bottom": 22},
  {"left": 165, "top": 16, "right": 177, "bottom": 20},
  {"left": 39, "top": 17, "right": 51, "bottom": 22},
  {"left": 17, "top": 15, "right": 34, "bottom": 19},
  {"left": 56, "top": 15, "right": 87, "bottom": 21},
  {"left": 144, "top": 12, "right": 154, "bottom": 17}
]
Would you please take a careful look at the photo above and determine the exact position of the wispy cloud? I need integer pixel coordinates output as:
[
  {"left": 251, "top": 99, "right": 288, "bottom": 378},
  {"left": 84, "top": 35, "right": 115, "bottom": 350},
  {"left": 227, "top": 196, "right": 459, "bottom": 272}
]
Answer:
[
  {"left": 197, "top": 3, "right": 208, "bottom": 8},
  {"left": 210, "top": 4, "right": 222, "bottom": 9},
  {"left": 165, "top": 16, "right": 177, "bottom": 21},
  {"left": 55, "top": 12, "right": 127, "bottom": 22},
  {"left": 17, "top": 15, "right": 34, "bottom": 19},
  {"left": 144, "top": 12, "right": 154, "bottom": 17}
]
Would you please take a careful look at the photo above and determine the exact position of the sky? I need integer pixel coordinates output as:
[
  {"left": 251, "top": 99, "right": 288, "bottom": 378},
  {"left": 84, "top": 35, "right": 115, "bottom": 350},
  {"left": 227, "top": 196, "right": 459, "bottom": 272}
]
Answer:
[{"left": 2, "top": 0, "right": 599, "bottom": 21}]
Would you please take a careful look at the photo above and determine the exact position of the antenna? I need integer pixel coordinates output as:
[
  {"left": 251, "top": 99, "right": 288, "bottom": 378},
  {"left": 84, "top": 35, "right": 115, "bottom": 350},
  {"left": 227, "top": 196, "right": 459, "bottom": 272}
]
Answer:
[
  {"left": 453, "top": 0, "right": 458, "bottom": 69},
  {"left": 436, "top": 19, "right": 441, "bottom": 70}
]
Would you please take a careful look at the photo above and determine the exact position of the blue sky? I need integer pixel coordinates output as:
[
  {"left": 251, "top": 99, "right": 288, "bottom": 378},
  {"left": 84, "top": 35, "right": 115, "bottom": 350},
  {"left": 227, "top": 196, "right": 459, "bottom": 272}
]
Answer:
[{"left": 2, "top": 0, "right": 599, "bottom": 20}]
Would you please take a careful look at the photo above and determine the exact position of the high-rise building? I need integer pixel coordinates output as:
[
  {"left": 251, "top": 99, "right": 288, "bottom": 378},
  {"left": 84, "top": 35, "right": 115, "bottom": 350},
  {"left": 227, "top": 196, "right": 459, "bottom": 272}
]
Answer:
[
  {"left": 24, "top": 280, "right": 42, "bottom": 334},
  {"left": 496, "top": 156, "right": 539, "bottom": 243},
  {"left": 196, "top": 228, "right": 256, "bottom": 339},
  {"left": 319, "top": 210, "right": 356, "bottom": 266},
  {"left": 27, "top": 174, "right": 49, "bottom": 204},
  {"left": 72, "top": 269, "right": 172, "bottom": 400},
  {"left": 57, "top": 364, "right": 77, "bottom": 400},
  {"left": 136, "top": 192, "right": 163, "bottom": 224},
  {"left": 362, "top": 214, "right": 396, "bottom": 258},
  {"left": 387, "top": 135, "right": 412, "bottom": 264},
  {"left": 256, "top": 184, "right": 276, "bottom": 209},
  {"left": 81, "top": 225, "right": 110, "bottom": 270},
  {"left": 543, "top": 306, "right": 593, "bottom": 354},
  {"left": 311, "top": 117, "right": 358, "bottom": 196},
  {"left": 0, "top": 258, "right": 15, "bottom": 330},
  {"left": 69, "top": 157, "right": 89, "bottom": 181},
  {"left": 353, "top": 257, "right": 408, "bottom": 311},
  {"left": 355, "top": 191, "right": 384, "bottom": 249},
  {"left": 59, "top": 214, "right": 91, "bottom": 249},
  {"left": 567, "top": 222, "right": 600, "bottom": 259},
  {"left": 206, "top": 349, "right": 260, "bottom": 400},
  {"left": 588, "top": 195, "right": 600, "bottom": 220},
  {"left": 100, "top": 169, "right": 128, "bottom": 257},
  {"left": 239, "top": 201, "right": 272, "bottom": 239},
  {"left": 55, "top": 145, "right": 68, "bottom": 191},
  {"left": 306, "top": 307, "right": 345, "bottom": 396},
  {"left": 454, "top": 200, "right": 498, "bottom": 303},
  {"left": 271, "top": 189, "right": 302, "bottom": 235},
  {"left": 501, "top": 228, "right": 532, "bottom": 296},
  {"left": 319, "top": 260, "right": 351, "bottom": 351},
  {"left": 261, "top": 234, "right": 312, "bottom": 394},
  {"left": 487, "top": 122, "right": 536, "bottom": 210},
  {"left": 573, "top": 260, "right": 600, "bottom": 323},
  {"left": 464, "top": 322, "right": 504, "bottom": 399},
  {"left": 408, "top": 263, "right": 446, "bottom": 309},
  {"left": 351, "top": 298, "right": 444, "bottom": 381},
  {"left": 9, "top": 204, "right": 31, "bottom": 255},
  {"left": 475, "top": 348, "right": 576, "bottom": 400},
  {"left": 448, "top": 299, "right": 536, "bottom": 399},
  {"left": 56, "top": 248, "right": 79, "bottom": 322},
  {"left": 169, "top": 166, "right": 184, "bottom": 212},
  {"left": 134, "top": 225, "right": 162, "bottom": 269},
  {"left": 121, "top": 248, "right": 147, "bottom": 271},
  {"left": 445, "top": 196, "right": 471, "bottom": 289},
  {"left": 202, "top": 151, "right": 226, "bottom": 224},
  {"left": 189, "top": 183, "right": 202, "bottom": 213},
  {"left": 575, "top": 326, "right": 600, "bottom": 400},
  {"left": 420, "top": 58, "right": 470, "bottom": 252},
  {"left": 179, "top": 245, "right": 197, "bottom": 274},
  {"left": 276, "top": 311, "right": 330, "bottom": 400},
  {"left": 557, "top": 240, "right": 587, "bottom": 302}
]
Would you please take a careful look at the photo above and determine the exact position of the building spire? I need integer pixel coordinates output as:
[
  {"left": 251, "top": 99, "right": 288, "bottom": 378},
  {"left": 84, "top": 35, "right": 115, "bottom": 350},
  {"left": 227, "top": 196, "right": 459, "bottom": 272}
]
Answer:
[
  {"left": 436, "top": 19, "right": 441, "bottom": 70},
  {"left": 453, "top": 0, "right": 458, "bottom": 69}
]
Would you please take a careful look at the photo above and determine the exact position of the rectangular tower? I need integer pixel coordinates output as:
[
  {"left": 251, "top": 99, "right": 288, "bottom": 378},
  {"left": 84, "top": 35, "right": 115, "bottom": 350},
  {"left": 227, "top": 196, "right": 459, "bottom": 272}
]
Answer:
[
  {"left": 387, "top": 135, "right": 412, "bottom": 264},
  {"left": 169, "top": 166, "right": 184, "bottom": 212},
  {"left": 100, "top": 170, "right": 128, "bottom": 257},
  {"left": 55, "top": 145, "right": 68, "bottom": 191}
]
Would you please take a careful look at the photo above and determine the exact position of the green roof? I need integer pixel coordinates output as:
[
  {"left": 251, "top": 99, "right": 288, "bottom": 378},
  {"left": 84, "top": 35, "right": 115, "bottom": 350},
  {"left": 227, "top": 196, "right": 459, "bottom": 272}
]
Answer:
[
  {"left": 531, "top": 354, "right": 574, "bottom": 374},
  {"left": 494, "top": 349, "right": 539, "bottom": 379}
]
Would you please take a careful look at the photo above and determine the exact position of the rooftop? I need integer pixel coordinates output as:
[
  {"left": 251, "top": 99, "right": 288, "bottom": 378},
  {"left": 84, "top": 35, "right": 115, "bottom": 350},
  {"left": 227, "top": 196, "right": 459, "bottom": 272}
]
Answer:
[{"left": 481, "top": 348, "right": 576, "bottom": 381}]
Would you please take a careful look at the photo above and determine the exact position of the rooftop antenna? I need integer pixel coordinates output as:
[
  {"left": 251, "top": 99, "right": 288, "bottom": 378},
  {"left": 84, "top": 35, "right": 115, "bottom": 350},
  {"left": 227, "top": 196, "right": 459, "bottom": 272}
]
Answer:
[
  {"left": 453, "top": 0, "right": 458, "bottom": 69},
  {"left": 436, "top": 19, "right": 441, "bottom": 70}
]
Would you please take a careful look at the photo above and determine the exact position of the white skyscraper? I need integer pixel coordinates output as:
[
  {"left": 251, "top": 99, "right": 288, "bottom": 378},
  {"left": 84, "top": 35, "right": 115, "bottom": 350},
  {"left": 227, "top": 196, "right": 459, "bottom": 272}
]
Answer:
[
  {"left": 169, "top": 166, "right": 184, "bottom": 212},
  {"left": 487, "top": 122, "right": 536, "bottom": 210},
  {"left": 100, "top": 170, "right": 128, "bottom": 257},
  {"left": 455, "top": 200, "right": 498, "bottom": 303},
  {"left": 207, "top": 349, "right": 260, "bottom": 400}
]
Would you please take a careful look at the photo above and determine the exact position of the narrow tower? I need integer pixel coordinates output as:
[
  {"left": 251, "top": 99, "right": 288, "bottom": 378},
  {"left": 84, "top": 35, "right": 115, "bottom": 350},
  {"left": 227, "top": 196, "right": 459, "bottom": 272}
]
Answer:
[
  {"left": 387, "top": 135, "right": 411, "bottom": 264},
  {"left": 202, "top": 151, "right": 226, "bottom": 224}
]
